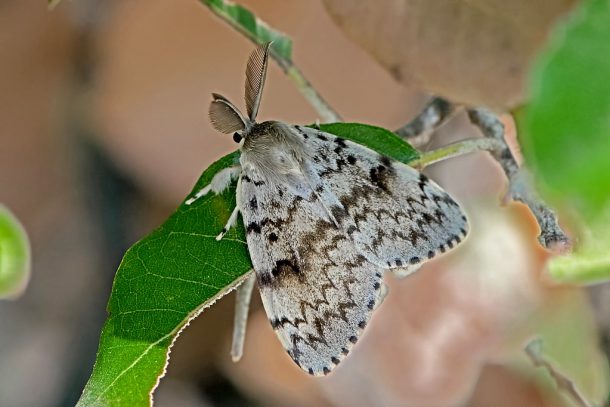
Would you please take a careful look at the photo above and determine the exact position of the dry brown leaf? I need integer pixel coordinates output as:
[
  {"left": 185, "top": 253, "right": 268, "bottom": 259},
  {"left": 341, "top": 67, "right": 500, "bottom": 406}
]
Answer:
[{"left": 322, "top": 0, "right": 577, "bottom": 109}]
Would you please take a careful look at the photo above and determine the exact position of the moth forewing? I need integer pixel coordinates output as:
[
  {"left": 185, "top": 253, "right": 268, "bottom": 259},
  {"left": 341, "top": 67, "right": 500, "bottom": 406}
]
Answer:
[
  {"left": 244, "top": 42, "right": 271, "bottom": 121},
  {"left": 191, "top": 43, "right": 470, "bottom": 377},
  {"left": 290, "top": 125, "right": 469, "bottom": 273}
]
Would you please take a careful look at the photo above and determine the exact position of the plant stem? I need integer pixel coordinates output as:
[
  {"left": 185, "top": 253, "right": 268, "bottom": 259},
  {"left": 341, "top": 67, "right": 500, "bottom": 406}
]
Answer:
[
  {"left": 395, "top": 97, "right": 455, "bottom": 146},
  {"left": 200, "top": 0, "right": 342, "bottom": 122},
  {"left": 409, "top": 138, "right": 504, "bottom": 169},
  {"left": 398, "top": 96, "right": 571, "bottom": 252},
  {"left": 525, "top": 338, "right": 593, "bottom": 407},
  {"left": 284, "top": 65, "right": 341, "bottom": 123},
  {"left": 467, "top": 108, "right": 571, "bottom": 252}
]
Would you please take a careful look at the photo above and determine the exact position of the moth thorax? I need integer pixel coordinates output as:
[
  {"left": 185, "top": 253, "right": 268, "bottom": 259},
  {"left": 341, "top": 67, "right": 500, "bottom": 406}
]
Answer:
[
  {"left": 242, "top": 121, "right": 294, "bottom": 151},
  {"left": 240, "top": 121, "right": 307, "bottom": 178}
]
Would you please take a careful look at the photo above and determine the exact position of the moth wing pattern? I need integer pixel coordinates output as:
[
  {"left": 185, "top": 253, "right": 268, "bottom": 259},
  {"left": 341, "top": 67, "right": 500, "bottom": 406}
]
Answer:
[
  {"left": 201, "top": 41, "right": 472, "bottom": 377},
  {"left": 293, "top": 125, "right": 469, "bottom": 274},
  {"left": 238, "top": 168, "right": 385, "bottom": 376}
]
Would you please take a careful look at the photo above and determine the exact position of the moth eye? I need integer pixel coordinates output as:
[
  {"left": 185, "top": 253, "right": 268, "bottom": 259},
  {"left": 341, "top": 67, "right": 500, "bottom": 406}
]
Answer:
[{"left": 233, "top": 132, "right": 242, "bottom": 143}]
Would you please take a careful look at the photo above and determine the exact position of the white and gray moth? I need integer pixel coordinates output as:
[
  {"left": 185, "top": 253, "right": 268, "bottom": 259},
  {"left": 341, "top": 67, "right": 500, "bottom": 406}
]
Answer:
[{"left": 186, "top": 43, "right": 468, "bottom": 376}]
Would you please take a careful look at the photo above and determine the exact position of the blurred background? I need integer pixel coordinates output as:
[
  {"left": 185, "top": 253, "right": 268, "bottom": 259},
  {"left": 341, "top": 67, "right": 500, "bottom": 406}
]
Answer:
[{"left": 0, "top": 1, "right": 608, "bottom": 406}]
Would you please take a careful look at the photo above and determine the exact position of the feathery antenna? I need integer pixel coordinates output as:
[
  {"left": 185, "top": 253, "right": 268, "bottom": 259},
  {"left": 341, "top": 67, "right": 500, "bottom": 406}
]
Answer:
[
  {"left": 244, "top": 42, "right": 271, "bottom": 122},
  {"left": 209, "top": 93, "right": 248, "bottom": 134}
]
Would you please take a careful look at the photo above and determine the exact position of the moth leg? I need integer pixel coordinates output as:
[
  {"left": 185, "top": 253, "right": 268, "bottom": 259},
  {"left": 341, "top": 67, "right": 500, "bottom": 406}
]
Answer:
[
  {"left": 231, "top": 271, "right": 256, "bottom": 362},
  {"left": 185, "top": 165, "right": 241, "bottom": 205},
  {"left": 395, "top": 97, "right": 455, "bottom": 146},
  {"left": 216, "top": 204, "right": 241, "bottom": 240}
]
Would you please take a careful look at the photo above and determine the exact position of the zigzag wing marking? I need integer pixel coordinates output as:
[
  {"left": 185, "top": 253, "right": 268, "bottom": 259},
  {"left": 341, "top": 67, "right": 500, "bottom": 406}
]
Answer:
[
  {"left": 292, "top": 125, "right": 469, "bottom": 275},
  {"left": 238, "top": 168, "right": 385, "bottom": 375}
]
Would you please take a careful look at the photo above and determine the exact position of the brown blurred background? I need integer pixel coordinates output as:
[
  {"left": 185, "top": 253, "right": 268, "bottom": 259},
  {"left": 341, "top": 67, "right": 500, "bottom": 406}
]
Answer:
[{"left": 1, "top": 1, "right": 608, "bottom": 406}]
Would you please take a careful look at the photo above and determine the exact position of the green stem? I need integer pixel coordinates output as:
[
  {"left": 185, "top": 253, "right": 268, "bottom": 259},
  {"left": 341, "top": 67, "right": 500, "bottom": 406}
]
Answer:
[
  {"left": 200, "top": 0, "right": 342, "bottom": 122},
  {"left": 409, "top": 138, "right": 504, "bottom": 169},
  {"left": 285, "top": 65, "right": 341, "bottom": 122}
]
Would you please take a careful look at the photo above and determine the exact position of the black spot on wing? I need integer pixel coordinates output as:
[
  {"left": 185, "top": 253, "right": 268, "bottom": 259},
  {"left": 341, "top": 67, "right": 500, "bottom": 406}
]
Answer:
[
  {"left": 380, "top": 155, "right": 393, "bottom": 168},
  {"left": 258, "top": 272, "right": 273, "bottom": 287},
  {"left": 369, "top": 161, "right": 396, "bottom": 193},
  {"left": 272, "top": 259, "right": 301, "bottom": 278},
  {"left": 246, "top": 222, "right": 261, "bottom": 234},
  {"left": 241, "top": 175, "right": 265, "bottom": 186},
  {"left": 334, "top": 137, "right": 347, "bottom": 148}
]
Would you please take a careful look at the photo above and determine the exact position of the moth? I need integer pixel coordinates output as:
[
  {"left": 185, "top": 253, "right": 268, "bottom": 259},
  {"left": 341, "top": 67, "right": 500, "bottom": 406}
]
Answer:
[{"left": 186, "top": 43, "right": 468, "bottom": 376}]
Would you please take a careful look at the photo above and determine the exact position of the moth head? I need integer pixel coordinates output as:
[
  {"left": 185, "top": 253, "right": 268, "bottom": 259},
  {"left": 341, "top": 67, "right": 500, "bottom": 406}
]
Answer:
[{"left": 208, "top": 42, "right": 272, "bottom": 144}]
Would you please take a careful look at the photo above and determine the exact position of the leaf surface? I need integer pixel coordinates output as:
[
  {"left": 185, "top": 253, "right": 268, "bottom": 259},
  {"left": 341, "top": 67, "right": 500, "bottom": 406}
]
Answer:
[
  {"left": 322, "top": 0, "right": 576, "bottom": 109},
  {"left": 519, "top": 0, "right": 610, "bottom": 284},
  {"left": 201, "top": 0, "right": 292, "bottom": 61},
  {"left": 0, "top": 205, "right": 30, "bottom": 299}
]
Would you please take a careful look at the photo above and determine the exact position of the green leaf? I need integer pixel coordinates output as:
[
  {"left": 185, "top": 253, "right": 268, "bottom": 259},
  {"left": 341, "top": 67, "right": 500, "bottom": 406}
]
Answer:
[
  {"left": 548, "top": 208, "right": 610, "bottom": 284},
  {"left": 316, "top": 123, "right": 420, "bottom": 164},
  {"left": 521, "top": 292, "right": 609, "bottom": 405},
  {"left": 200, "top": 0, "right": 293, "bottom": 62},
  {"left": 519, "top": 0, "right": 610, "bottom": 220},
  {"left": 518, "top": 0, "right": 610, "bottom": 284},
  {"left": 78, "top": 123, "right": 418, "bottom": 406},
  {"left": 0, "top": 205, "right": 30, "bottom": 299},
  {"left": 77, "top": 152, "right": 250, "bottom": 407}
]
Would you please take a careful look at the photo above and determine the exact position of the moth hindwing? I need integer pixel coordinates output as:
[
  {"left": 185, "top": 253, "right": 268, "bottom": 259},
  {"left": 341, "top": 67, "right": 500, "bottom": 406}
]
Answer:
[{"left": 188, "top": 43, "right": 469, "bottom": 376}]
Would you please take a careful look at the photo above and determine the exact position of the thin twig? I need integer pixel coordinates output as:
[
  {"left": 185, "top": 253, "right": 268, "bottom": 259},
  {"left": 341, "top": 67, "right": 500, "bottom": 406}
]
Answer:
[
  {"left": 283, "top": 64, "right": 341, "bottom": 123},
  {"left": 524, "top": 338, "right": 593, "bottom": 407},
  {"left": 467, "top": 108, "right": 571, "bottom": 252},
  {"left": 409, "top": 138, "right": 504, "bottom": 169},
  {"left": 201, "top": 1, "right": 342, "bottom": 123},
  {"left": 395, "top": 97, "right": 455, "bottom": 146}
]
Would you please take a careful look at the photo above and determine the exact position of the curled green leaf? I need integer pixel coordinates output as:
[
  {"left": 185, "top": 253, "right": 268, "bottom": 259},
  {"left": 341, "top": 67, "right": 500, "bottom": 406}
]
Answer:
[
  {"left": 548, "top": 208, "right": 610, "bottom": 284},
  {"left": 0, "top": 205, "right": 31, "bottom": 299},
  {"left": 520, "top": 0, "right": 610, "bottom": 221},
  {"left": 518, "top": 0, "right": 610, "bottom": 285},
  {"left": 200, "top": 0, "right": 293, "bottom": 62}
]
